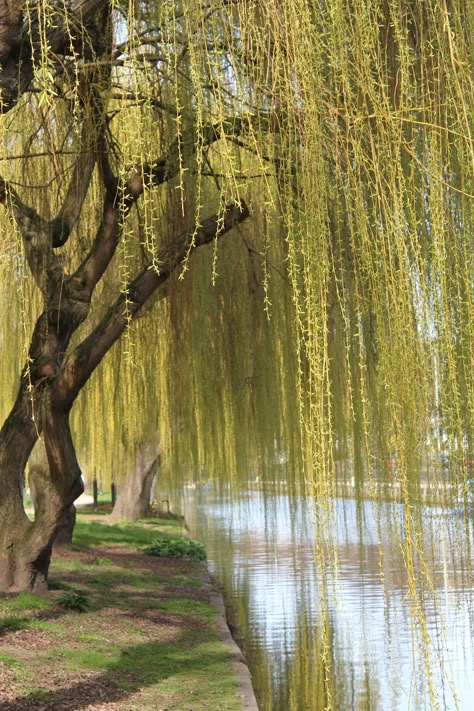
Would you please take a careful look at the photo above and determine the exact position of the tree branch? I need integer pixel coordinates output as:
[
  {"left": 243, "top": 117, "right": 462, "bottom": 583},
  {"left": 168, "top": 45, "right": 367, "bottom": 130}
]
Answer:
[
  {"left": 0, "top": 0, "right": 108, "bottom": 112},
  {"left": 120, "top": 115, "right": 271, "bottom": 202},
  {"left": 51, "top": 5, "right": 113, "bottom": 247},
  {"left": 69, "top": 118, "right": 247, "bottom": 296},
  {"left": 0, "top": 178, "right": 64, "bottom": 295},
  {"left": 54, "top": 201, "right": 250, "bottom": 407},
  {"left": 70, "top": 192, "right": 120, "bottom": 298},
  {"left": 50, "top": 101, "right": 108, "bottom": 248},
  {"left": 0, "top": 1, "right": 22, "bottom": 61}
]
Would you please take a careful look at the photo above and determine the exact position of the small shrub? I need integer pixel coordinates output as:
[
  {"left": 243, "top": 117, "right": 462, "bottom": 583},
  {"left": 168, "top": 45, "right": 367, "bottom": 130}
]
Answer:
[
  {"left": 143, "top": 535, "right": 206, "bottom": 561},
  {"left": 57, "top": 590, "right": 91, "bottom": 613}
]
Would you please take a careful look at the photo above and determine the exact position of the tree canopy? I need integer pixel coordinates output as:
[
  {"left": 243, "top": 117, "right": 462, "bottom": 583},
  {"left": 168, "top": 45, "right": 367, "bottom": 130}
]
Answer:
[
  {"left": 0, "top": 0, "right": 471, "bottom": 485},
  {"left": 0, "top": 0, "right": 472, "bottom": 703}
]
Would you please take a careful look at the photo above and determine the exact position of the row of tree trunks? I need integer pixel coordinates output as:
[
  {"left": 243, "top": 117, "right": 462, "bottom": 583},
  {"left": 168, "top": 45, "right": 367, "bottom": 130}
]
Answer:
[{"left": 26, "top": 437, "right": 160, "bottom": 556}]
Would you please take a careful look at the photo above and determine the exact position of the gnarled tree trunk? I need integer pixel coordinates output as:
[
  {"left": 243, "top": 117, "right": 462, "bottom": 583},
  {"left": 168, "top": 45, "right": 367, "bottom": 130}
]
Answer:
[
  {"left": 0, "top": 389, "right": 83, "bottom": 590},
  {"left": 111, "top": 442, "right": 160, "bottom": 521},
  {"left": 0, "top": 200, "right": 247, "bottom": 592}
]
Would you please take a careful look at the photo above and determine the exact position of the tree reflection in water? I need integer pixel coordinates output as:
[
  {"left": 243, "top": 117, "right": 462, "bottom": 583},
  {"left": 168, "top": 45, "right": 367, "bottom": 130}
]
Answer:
[{"left": 182, "top": 490, "right": 474, "bottom": 711}]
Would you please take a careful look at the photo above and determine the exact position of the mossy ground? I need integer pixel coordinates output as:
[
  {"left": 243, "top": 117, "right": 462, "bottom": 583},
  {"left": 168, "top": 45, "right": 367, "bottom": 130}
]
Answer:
[{"left": 0, "top": 511, "right": 241, "bottom": 710}]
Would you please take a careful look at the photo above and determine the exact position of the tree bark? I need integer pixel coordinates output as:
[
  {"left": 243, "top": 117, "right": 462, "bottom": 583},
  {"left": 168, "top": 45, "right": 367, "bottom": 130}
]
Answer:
[
  {"left": 0, "top": 0, "right": 109, "bottom": 113},
  {"left": 0, "top": 383, "right": 48, "bottom": 591},
  {"left": 0, "top": 398, "right": 85, "bottom": 592},
  {"left": 29, "top": 449, "right": 77, "bottom": 548},
  {"left": 111, "top": 443, "right": 160, "bottom": 521},
  {"left": 53, "top": 506, "right": 77, "bottom": 548}
]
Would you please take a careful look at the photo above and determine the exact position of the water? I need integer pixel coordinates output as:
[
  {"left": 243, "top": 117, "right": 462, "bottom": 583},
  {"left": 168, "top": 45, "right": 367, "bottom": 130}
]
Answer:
[{"left": 181, "top": 490, "right": 474, "bottom": 711}]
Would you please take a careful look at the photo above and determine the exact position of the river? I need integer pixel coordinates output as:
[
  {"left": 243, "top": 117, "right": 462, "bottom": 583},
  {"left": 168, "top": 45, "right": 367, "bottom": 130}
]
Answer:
[{"left": 180, "top": 489, "right": 474, "bottom": 710}]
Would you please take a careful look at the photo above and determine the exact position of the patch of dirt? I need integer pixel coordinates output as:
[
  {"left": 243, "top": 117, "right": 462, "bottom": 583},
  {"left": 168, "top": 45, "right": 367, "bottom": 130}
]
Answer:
[
  {"left": 0, "top": 662, "right": 17, "bottom": 695},
  {"left": 0, "top": 628, "right": 52, "bottom": 650}
]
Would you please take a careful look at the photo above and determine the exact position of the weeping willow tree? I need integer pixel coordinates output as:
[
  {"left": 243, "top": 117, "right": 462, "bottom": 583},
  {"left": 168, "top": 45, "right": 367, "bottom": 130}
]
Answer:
[{"left": 0, "top": 4, "right": 472, "bottom": 698}]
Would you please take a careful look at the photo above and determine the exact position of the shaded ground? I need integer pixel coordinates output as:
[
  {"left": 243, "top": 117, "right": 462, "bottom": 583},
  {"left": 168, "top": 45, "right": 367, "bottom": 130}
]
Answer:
[{"left": 0, "top": 515, "right": 242, "bottom": 710}]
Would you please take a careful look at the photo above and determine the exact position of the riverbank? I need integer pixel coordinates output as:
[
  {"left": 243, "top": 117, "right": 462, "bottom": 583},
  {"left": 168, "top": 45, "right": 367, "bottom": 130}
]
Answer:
[{"left": 0, "top": 509, "right": 258, "bottom": 710}]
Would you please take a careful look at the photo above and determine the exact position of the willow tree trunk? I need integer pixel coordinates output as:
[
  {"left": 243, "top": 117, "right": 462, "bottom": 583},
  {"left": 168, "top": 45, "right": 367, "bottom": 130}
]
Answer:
[
  {"left": 53, "top": 506, "right": 77, "bottom": 547},
  {"left": 0, "top": 391, "right": 46, "bottom": 591},
  {"left": 111, "top": 444, "right": 160, "bottom": 521},
  {"left": 29, "top": 441, "right": 77, "bottom": 548},
  {"left": 0, "top": 202, "right": 247, "bottom": 592},
  {"left": 0, "top": 387, "right": 83, "bottom": 591}
]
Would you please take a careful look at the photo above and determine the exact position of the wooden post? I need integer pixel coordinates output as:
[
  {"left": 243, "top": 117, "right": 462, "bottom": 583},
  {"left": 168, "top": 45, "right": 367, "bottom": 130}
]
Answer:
[
  {"left": 111, "top": 481, "right": 117, "bottom": 507},
  {"left": 93, "top": 478, "right": 98, "bottom": 512}
]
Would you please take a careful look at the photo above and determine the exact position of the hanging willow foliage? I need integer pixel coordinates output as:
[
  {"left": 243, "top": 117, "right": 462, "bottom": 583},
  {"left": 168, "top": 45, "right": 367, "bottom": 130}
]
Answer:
[{"left": 0, "top": 0, "right": 472, "bottom": 705}]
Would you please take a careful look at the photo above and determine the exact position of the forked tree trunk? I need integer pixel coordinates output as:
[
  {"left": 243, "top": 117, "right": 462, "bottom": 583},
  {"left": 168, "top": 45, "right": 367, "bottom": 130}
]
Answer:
[
  {"left": 0, "top": 388, "right": 84, "bottom": 592},
  {"left": 111, "top": 443, "right": 160, "bottom": 521},
  {"left": 0, "top": 202, "right": 247, "bottom": 591}
]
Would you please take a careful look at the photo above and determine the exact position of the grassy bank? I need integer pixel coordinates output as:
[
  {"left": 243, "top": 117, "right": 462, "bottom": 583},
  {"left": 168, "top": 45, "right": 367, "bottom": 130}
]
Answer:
[{"left": 0, "top": 511, "right": 242, "bottom": 710}]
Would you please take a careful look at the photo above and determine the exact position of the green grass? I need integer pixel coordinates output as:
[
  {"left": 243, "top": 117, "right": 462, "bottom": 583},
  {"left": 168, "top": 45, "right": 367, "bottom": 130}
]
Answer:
[
  {"left": 0, "top": 615, "right": 30, "bottom": 632},
  {"left": 72, "top": 515, "right": 187, "bottom": 549},
  {"left": 154, "top": 596, "right": 216, "bottom": 618},
  {"left": 0, "top": 652, "right": 25, "bottom": 667},
  {"left": 6, "top": 591, "right": 52, "bottom": 611},
  {"left": 0, "top": 614, "right": 58, "bottom": 634},
  {"left": 54, "top": 637, "right": 238, "bottom": 698},
  {"left": 76, "top": 632, "right": 108, "bottom": 643},
  {"left": 0, "top": 513, "right": 242, "bottom": 710},
  {"left": 0, "top": 652, "right": 29, "bottom": 685}
]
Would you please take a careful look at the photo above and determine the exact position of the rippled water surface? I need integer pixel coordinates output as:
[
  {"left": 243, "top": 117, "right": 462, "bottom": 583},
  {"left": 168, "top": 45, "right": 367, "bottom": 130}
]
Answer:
[{"left": 182, "top": 491, "right": 474, "bottom": 710}]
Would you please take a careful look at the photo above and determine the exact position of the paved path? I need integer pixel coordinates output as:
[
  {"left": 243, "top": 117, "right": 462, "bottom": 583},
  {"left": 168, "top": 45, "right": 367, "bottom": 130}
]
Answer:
[
  {"left": 24, "top": 493, "right": 94, "bottom": 514},
  {"left": 75, "top": 493, "right": 94, "bottom": 508}
]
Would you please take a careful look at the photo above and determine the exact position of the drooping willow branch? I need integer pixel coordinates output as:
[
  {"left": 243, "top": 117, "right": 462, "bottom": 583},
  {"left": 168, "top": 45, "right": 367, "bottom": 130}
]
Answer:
[
  {"left": 54, "top": 200, "right": 249, "bottom": 408},
  {"left": 50, "top": 85, "right": 112, "bottom": 248},
  {"left": 70, "top": 113, "right": 268, "bottom": 295},
  {"left": 0, "top": 0, "right": 109, "bottom": 112},
  {"left": 111, "top": 114, "right": 274, "bottom": 202}
]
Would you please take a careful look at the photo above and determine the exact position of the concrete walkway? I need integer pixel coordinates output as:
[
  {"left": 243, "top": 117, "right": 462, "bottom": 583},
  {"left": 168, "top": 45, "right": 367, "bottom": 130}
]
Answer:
[{"left": 74, "top": 493, "right": 94, "bottom": 508}]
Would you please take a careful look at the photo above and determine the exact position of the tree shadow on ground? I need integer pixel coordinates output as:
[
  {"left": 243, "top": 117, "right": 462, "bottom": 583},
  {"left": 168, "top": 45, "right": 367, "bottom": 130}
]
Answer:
[
  {"left": 0, "top": 545, "right": 210, "bottom": 648},
  {"left": 48, "top": 544, "right": 208, "bottom": 606},
  {"left": 0, "top": 634, "right": 232, "bottom": 709}
]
